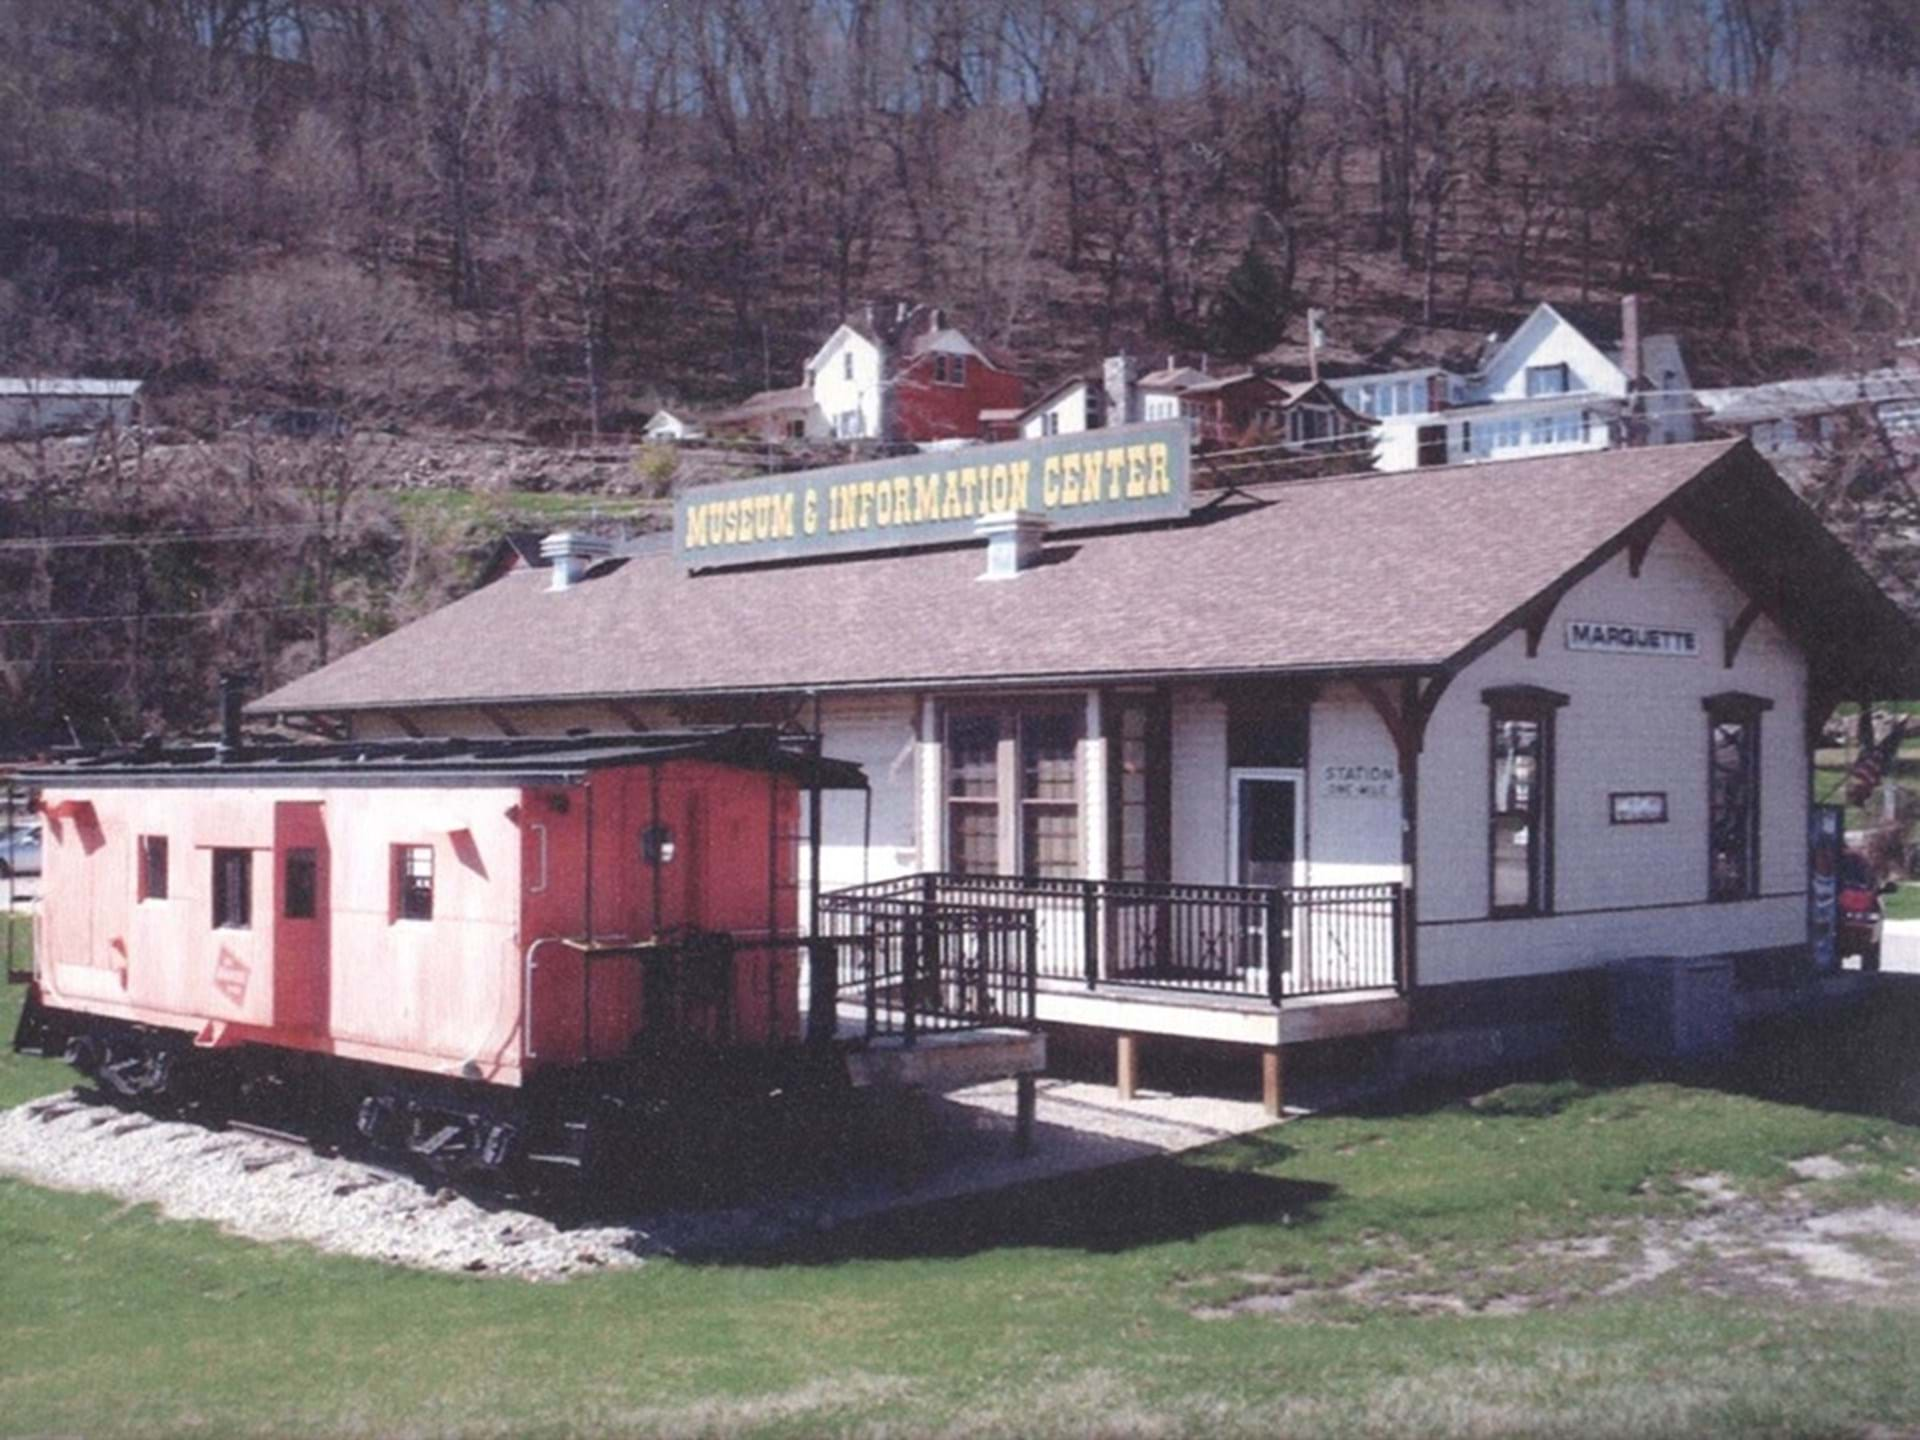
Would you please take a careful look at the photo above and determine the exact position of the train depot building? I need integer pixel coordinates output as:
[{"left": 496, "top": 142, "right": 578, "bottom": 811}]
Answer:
[{"left": 251, "top": 427, "right": 1920, "bottom": 1108}]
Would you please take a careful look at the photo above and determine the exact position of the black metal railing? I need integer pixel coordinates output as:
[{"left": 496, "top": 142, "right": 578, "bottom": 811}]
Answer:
[
  {"left": 819, "top": 873, "right": 1405, "bottom": 1004},
  {"left": 814, "top": 891, "right": 1037, "bottom": 1044}
]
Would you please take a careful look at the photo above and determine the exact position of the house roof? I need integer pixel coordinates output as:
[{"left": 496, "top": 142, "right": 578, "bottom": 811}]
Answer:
[
  {"left": 1696, "top": 369, "right": 1920, "bottom": 426},
  {"left": 1277, "top": 379, "right": 1376, "bottom": 419},
  {"left": 475, "top": 531, "right": 553, "bottom": 586},
  {"left": 1477, "top": 302, "right": 1683, "bottom": 382},
  {"left": 1013, "top": 374, "right": 1098, "bottom": 422},
  {"left": 1136, "top": 364, "right": 1214, "bottom": 392},
  {"left": 811, "top": 303, "right": 1020, "bottom": 376},
  {"left": 252, "top": 441, "right": 1920, "bottom": 718},
  {"left": 712, "top": 385, "right": 815, "bottom": 422},
  {"left": 0, "top": 378, "right": 142, "bottom": 397}
]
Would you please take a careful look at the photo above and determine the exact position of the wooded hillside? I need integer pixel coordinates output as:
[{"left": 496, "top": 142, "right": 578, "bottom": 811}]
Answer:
[{"left": 3, "top": 0, "right": 1919, "bottom": 742}]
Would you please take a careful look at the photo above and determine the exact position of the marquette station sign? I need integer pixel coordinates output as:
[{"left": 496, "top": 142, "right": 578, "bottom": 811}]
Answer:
[
  {"left": 676, "top": 420, "right": 1191, "bottom": 569},
  {"left": 1564, "top": 620, "right": 1700, "bottom": 658}
]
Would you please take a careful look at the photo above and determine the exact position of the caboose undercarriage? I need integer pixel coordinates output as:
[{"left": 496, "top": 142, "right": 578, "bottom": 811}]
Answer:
[{"left": 15, "top": 981, "right": 855, "bottom": 1195}]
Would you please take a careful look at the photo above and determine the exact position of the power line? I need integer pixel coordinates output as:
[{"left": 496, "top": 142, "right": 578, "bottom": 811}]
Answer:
[{"left": 0, "top": 601, "right": 333, "bottom": 630}]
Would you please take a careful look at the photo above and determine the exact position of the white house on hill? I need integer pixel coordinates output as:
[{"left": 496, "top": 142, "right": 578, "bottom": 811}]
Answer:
[{"left": 1332, "top": 297, "right": 1696, "bottom": 472}]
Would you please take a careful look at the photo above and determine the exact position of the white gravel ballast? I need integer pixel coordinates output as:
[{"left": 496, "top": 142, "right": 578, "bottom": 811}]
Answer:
[
  {"left": 0, "top": 1079, "right": 1286, "bottom": 1280},
  {"left": 0, "top": 1092, "right": 649, "bottom": 1280}
]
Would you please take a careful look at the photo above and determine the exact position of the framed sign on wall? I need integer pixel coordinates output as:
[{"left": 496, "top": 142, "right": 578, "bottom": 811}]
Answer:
[{"left": 1610, "top": 792, "right": 1669, "bottom": 825}]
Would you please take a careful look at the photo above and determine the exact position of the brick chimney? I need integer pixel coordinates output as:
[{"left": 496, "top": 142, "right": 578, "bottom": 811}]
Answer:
[
  {"left": 1620, "top": 294, "right": 1645, "bottom": 388},
  {"left": 1102, "top": 355, "right": 1140, "bottom": 427}
]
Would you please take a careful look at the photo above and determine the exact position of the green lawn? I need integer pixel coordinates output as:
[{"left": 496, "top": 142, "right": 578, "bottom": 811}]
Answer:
[{"left": 6, "top": 963, "right": 1920, "bottom": 1437}]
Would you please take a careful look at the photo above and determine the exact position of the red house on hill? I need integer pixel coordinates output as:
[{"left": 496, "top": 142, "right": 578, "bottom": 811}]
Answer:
[{"left": 720, "top": 302, "right": 1026, "bottom": 446}]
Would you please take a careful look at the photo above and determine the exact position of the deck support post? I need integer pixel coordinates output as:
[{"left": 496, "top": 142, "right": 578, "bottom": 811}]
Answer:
[
  {"left": 1014, "top": 1073, "right": 1037, "bottom": 1155},
  {"left": 1116, "top": 1032, "right": 1140, "bottom": 1101},
  {"left": 1261, "top": 1046, "right": 1283, "bottom": 1117}
]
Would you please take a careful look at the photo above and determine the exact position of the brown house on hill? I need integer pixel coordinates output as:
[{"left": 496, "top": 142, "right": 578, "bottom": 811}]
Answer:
[{"left": 1133, "top": 361, "right": 1371, "bottom": 452}]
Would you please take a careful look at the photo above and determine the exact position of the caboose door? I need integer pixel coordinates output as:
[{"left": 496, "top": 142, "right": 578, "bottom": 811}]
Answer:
[{"left": 272, "top": 801, "right": 331, "bottom": 1032}]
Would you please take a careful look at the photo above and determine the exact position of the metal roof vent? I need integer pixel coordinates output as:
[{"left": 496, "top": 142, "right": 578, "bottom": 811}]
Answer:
[
  {"left": 540, "top": 531, "right": 614, "bottom": 592},
  {"left": 975, "top": 510, "right": 1048, "bottom": 581}
]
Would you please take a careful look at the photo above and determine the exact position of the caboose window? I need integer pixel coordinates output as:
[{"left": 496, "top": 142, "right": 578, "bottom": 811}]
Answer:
[
  {"left": 394, "top": 844, "right": 434, "bottom": 921},
  {"left": 138, "top": 835, "right": 169, "bottom": 901},
  {"left": 212, "top": 848, "right": 251, "bottom": 930},
  {"left": 284, "top": 848, "right": 318, "bottom": 920}
]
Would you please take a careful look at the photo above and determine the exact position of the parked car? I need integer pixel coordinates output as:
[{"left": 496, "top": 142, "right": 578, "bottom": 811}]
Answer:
[
  {"left": 0, "top": 821, "right": 40, "bottom": 879},
  {"left": 1837, "top": 850, "right": 1887, "bottom": 970}
]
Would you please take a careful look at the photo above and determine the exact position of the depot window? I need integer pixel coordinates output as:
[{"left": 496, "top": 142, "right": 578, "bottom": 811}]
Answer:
[
  {"left": 393, "top": 844, "right": 434, "bottom": 921},
  {"left": 211, "top": 848, "right": 251, "bottom": 930},
  {"left": 138, "top": 835, "right": 169, "bottom": 901},
  {"left": 1707, "top": 693, "right": 1770, "bottom": 901},
  {"left": 933, "top": 353, "right": 967, "bottom": 387},
  {"left": 946, "top": 707, "right": 1082, "bottom": 878},
  {"left": 1485, "top": 686, "right": 1567, "bottom": 917}
]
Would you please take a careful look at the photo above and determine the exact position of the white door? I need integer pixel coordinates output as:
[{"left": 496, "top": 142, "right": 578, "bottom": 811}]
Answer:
[
  {"left": 1230, "top": 768, "right": 1304, "bottom": 888},
  {"left": 1231, "top": 768, "right": 1303, "bottom": 985}
]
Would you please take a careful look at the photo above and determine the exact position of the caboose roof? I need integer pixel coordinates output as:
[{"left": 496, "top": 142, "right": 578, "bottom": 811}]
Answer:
[{"left": 22, "top": 727, "right": 867, "bottom": 791}]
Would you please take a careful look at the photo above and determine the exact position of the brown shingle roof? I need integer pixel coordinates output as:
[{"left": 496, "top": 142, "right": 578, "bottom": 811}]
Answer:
[{"left": 251, "top": 441, "right": 1916, "bottom": 715}]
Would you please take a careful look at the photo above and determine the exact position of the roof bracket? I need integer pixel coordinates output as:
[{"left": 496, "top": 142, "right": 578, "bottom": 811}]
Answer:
[
  {"left": 1723, "top": 599, "right": 1764, "bottom": 670},
  {"left": 1522, "top": 586, "right": 1571, "bottom": 659},
  {"left": 1357, "top": 673, "right": 1454, "bottom": 768},
  {"left": 1627, "top": 515, "right": 1663, "bottom": 578}
]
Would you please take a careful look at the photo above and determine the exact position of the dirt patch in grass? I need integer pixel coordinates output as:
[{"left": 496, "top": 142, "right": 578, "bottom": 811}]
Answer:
[{"left": 1195, "top": 1166, "right": 1920, "bottom": 1323}]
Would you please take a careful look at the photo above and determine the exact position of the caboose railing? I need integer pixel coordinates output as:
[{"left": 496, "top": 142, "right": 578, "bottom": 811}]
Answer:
[{"left": 813, "top": 891, "right": 1037, "bottom": 1045}]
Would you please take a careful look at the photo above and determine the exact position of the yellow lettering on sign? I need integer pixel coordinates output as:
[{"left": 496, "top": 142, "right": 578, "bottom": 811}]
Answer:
[
  {"left": 892, "top": 475, "right": 912, "bottom": 525},
  {"left": 1076, "top": 451, "right": 1098, "bottom": 505},
  {"left": 858, "top": 479, "right": 877, "bottom": 528},
  {"left": 1007, "top": 459, "right": 1031, "bottom": 511},
  {"left": 1042, "top": 455, "right": 1062, "bottom": 507},
  {"left": 942, "top": 470, "right": 961, "bottom": 519},
  {"left": 803, "top": 487, "right": 818, "bottom": 535},
  {"left": 1105, "top": 447, "right": 1127, "bottom": 501},
  {"left": 1125, "top": 445, "right": 1148, "bottom": 499},
  {"left": 1148, "top": 442, "right": 1170, "bottom": 495},
  {"left": 686, "top": 504, "right": 709, "bottom": 548},
  {"left": 959, "top": 467, "right": 980, "bottom": 516},
  {"left": 914, "top": 473, "right": 940, "bottom": 524}
]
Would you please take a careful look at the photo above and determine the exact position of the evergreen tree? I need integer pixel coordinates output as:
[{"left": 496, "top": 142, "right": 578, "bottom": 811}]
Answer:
[{"left": 1211, "top": 244, "right": 1288, "bottom": 360}]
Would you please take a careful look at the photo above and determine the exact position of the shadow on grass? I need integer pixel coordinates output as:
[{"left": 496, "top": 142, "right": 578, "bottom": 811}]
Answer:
[
  {"left": 1711, "top": 974, "right": 1920, "bottom": 1126},
  {"left": 707, "top": 1151, "right": 1336, "bottom": 1267},
  {"left": 1318, "top": 973, "right": 1920, "bottom": 1131}
]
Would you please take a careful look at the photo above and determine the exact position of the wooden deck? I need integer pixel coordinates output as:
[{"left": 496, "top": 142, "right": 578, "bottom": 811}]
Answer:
[{"left": 1033, "top": 976, "right": 1409, "bottom": 1047}]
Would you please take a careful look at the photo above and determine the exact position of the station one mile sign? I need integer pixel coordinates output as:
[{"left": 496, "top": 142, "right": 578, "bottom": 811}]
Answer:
[{"left": 676, "top": 420, "right": 1192, "bottom": 569}]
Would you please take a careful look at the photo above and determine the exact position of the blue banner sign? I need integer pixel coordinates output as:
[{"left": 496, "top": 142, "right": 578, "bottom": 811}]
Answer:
[
  {"left": 1809, "top": 802, "right": 1842, "bottom": 972},
  {"left": 676, "top": 420, "right": 1191, "bottom": 570}
]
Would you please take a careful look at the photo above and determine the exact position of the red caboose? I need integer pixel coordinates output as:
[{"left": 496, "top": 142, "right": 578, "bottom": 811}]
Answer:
[{"left": 14, "top": 728, "right": 864, "bottom": 1176}]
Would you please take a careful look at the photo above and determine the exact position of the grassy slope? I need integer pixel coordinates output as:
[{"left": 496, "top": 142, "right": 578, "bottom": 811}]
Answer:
[{"left": 5, "top": 957, "right": 1920, "bottom": 1437}]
